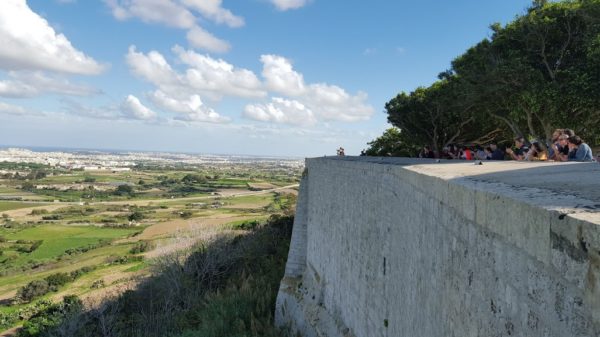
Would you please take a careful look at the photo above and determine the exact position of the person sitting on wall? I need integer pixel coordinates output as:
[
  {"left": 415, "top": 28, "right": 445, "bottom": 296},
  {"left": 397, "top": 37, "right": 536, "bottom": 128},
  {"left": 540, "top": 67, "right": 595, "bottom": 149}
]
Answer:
[
  {"left": 474, "top": 145, "right": 487, "bottom": 160},
  {"left": 547, "top": 129, "right": 563, "bottom": 160},
  {"left": 447, "top": 145, "right": 459, "bottom": 159},
  {"left": 418, "top": 145, "right": 435, "bottom": 158},
  {"left": 336, "top": 147, "right": 345, "bottom": 156},
  {"left": 460, "top": 146, "right": 473, "bottom": 160},
  {"left": 567, "top": 136, "right": 594, "bottom": 162},
  {"left": 484, "top": 146, "right": 493, "bottom": 160},
  {"left": 505, "top": 136, "right": 529, "bottom": 161},
  {"left": 525, "top": 141, "right": 548, "bottom": 161},
  {"left": 549, "top": 130, "right": 570, "bottom": 161},
  {"left": 489, "top": 143, "right": 505, "bottom": 160},
  {"left": 550, "top": 134, "right": 570, "bottom": 161}
]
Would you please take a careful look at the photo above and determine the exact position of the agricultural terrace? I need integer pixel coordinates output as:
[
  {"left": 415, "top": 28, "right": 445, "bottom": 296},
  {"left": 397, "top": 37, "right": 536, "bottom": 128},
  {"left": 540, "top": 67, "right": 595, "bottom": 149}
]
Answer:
[{"left": 0, "top": 160, "right": 301, "bottom": 334}]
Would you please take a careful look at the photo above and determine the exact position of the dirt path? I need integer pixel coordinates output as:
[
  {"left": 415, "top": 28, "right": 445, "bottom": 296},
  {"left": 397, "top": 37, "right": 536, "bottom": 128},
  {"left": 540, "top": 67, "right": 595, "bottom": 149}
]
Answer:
[{"left": 136, "top": 214, "right": 257, "bottom": 240}]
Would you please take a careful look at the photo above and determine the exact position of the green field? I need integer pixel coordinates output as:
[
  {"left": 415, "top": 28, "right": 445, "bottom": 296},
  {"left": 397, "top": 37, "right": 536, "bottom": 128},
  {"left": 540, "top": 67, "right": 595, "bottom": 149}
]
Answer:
[
  {"left": 0, "top": 202, "right": 46, "bottom": 212},
  {"left": 0, "top": 161, "right": 301, "bottom": 335},
  {"left": 1, "top": 225, "right": 141, "bottom": 265}
]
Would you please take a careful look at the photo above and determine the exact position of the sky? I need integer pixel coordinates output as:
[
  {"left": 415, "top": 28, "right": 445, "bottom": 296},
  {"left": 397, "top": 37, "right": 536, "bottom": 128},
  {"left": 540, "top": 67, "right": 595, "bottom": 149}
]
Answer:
[{"left": 0, "top": 0, "right": 533, "bottom": 157}]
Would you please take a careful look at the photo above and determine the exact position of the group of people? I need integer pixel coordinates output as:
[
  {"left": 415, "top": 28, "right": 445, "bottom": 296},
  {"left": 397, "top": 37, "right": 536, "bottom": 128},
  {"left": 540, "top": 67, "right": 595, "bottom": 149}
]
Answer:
[{"left": 418, "top": 129, "right": 595, "bottom": 162}]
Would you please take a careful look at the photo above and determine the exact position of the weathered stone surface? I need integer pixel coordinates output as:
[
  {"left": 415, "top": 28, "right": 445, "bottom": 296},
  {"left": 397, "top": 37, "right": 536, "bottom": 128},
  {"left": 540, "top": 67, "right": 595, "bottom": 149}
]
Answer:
[{"left": 275, "top": 157, "right": 600, "bottom": 337}]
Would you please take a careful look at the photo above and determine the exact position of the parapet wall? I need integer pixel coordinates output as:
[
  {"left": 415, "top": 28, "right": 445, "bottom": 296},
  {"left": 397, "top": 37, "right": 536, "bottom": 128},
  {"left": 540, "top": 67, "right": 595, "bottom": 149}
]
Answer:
[{"left": 275, "top": 157, "right": 600, "bottom": 337}]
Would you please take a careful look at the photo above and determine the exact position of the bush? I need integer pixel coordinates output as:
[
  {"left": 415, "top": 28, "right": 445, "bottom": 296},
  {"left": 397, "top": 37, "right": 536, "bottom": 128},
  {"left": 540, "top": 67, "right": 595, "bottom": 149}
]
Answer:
[
  {"left": 130, "top": 241, "right": 152, "bottom": 254},
  {"left": 17, "top": 280, "right": 50, "bottom": 303},
  {"left": 29, "top": 209, "right": 48, "bottom": 216},
  {"left": 179, "top": 210, "right": 194, "bottom": 219},
  {"left": 114, "top": 184, "right": 134, "bottom": 196},
  {"left": 28, "top": 240, "right": 43, "bottom": 253},
  {"left": 128, "top": 211, "right": 144, "bottom": 222},
  {"left": 44, "top": 273, "right": 73, "bottom": 288},
  {"left": 38, "top": 214, "right": 294, "bottom": 337},
  {"left": 41, "top": 215, "right": 62, "bottom": 221}
]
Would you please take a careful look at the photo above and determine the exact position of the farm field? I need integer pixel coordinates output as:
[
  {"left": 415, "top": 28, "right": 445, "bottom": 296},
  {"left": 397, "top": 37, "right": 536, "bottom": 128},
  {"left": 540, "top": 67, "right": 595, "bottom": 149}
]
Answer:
[{"left": 0, "top": 159, "right": 301, "bottom": 335}]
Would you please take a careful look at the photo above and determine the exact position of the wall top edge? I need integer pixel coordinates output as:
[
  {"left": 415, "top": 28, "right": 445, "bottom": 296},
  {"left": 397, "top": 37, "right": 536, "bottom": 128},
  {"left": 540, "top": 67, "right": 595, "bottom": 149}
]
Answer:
[{"left": 306, "top": 156, "right": 600, "bottom": 226}]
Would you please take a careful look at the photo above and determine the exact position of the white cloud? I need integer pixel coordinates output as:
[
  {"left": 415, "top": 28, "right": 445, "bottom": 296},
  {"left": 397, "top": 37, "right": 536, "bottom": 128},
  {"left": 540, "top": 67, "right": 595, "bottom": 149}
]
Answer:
[
  {"left": 257, "top": 54, "right": 374, "bottom": 123},
  {"left": 181, "top": 0, "right": 244, "bottom": 27},
  {"left": 126, "top": 47, "right": 373, "bottom": 126},
  {"left": 270, "top": 0, "right": 310, "bottom": 11},
  {"left": 186, "top": 26, "right": 230, "bottom": 53},
  {"left": 0, "top": 71, "right": 99, "bottom": 98},
  {"left": 260, "top": 55, "right": 305, "bottom": 96},
  {"left": 244, "top": 97, "right": 316, "bottom": 126},
  {"left": 0, "top": 0, "right": 105, "bottom": 75},
  {"left": 305, "top": 83, "right": 373, "bottom": 122},
  {"left": 61, "top": 99, "right": 120, "bottom": 120},
  {"left": 104, "top": 0, "right": 242, "bottom": 53},
  {"left": 126, "top": 46, "right": 266, "bottom": 99},
  {"left": 105, "top": 0, "right": 196, "bottom": 28},
  {"left": 121, "top": 95, "right": 157, "bottom": 120},
  {"left": 149, "top": 90, "right": 230, "bottom": 123},
  {"left": 0, "top": 101, "right": 28, "bottom": 115},
  {"left": 126, "top": 46, "right": 179, "bottom": 88}
]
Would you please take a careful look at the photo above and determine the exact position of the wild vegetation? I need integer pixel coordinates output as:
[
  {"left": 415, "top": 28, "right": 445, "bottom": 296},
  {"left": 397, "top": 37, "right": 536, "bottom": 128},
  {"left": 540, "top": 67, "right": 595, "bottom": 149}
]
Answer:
[
  {"left": 0, "top": 159, "right": 301, "bottom": 336},
  {"left": 17, "top": 215, "right": 293, "bottom": 337},
  {"left": 364, "top": 0, "right": 600, "bottom": 156}
]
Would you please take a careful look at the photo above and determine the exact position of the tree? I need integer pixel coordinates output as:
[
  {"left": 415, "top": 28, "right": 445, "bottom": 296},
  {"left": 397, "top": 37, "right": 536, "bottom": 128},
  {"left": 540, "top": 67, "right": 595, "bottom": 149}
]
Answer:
[
  {"left": 181, "top": 174, "right": 207, "bottom": 185},
  {"left": 361, "top": 128, "right": 419, "bottom": 157},
  {"left": 114, "top": 184, "right": 134, "bottom": 196},
  {"left": 374, "top": 0, "right": 600, "bottom": 152}
]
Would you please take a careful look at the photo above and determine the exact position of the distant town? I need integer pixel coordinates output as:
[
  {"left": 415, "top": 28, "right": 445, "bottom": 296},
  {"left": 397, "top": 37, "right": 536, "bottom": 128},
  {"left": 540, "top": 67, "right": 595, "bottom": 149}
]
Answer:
[{"left": 0, "top": 147, "right": 304, "bottom": 172}]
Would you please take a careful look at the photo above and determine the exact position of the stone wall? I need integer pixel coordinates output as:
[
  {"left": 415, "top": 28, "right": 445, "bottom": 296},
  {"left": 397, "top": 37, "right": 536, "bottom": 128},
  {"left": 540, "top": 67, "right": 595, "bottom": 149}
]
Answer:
[{"left": 275, "top": 157, "right": 600, "bottom": 337}]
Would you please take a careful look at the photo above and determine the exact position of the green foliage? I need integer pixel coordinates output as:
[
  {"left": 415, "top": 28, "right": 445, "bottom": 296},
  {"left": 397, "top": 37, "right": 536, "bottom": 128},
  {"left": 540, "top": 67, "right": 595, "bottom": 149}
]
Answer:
[
  {"left": 16, "top": 267, "right": 96, "bottom": 303},
  {"left": 128, "top": 211, "right": 144, "bottom": 222},
  {"left": 18, "top": 295, "right": 83, "bottom": 337},
  {"left": 181, "top": 173, "right": 208, "bottom": 185},
  {"left": 20, "top": 182, "right": 35, "bottom": 192},
  {"left": 129, "top": 241, "right": 152, "bottom": 254},
  {"left": 179, "top": 210, "right": 194, "bottom": 218},
  {"left": 373, "top": 0, "right": 600, "bottom": 154},
  {"left": 114, "top": 184, "right": 134, "bottom": 196},
  {"left": 361, "top": 127, "right": 420, "bottom": 157},
  {"left": 36, "top": 215, "right": 294, "bottom": 337},
  {"left": 17, "top": 280, "right": 50, "bottom": 303},
  {"left": 29, "top": 209, "right": 48, "bottom": 216}
]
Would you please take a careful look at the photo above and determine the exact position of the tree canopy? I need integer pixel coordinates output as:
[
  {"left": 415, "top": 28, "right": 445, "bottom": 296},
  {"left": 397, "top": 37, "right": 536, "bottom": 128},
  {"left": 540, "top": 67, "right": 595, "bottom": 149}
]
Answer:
[{"left": 364, "top": 0, "right": 600, "bottom": 156}]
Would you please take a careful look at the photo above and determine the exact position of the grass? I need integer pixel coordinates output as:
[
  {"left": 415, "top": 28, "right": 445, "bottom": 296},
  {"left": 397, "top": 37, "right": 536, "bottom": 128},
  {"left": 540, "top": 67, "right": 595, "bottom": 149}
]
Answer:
[
  {"left": 224, "top": 194, "right": 273, "bottom": 205},
  {"left": 0, "top": 202, "right": 45, "bottom": 212},
  {"left": 1, "top": 225, "right": 141, "bottom": 266},
  {"left": 0, "top": 243, "right": 136, "bottom": 289},
  {"left": 23, "top": 215, "right": 294, "bottom": 337},
  {"left": 0, "top": 187, "right": 20, "bottom": 194}
]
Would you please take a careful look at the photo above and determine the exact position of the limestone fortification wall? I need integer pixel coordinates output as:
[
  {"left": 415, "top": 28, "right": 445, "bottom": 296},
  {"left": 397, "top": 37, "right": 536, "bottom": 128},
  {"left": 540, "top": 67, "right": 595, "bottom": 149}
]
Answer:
[{"left": 275, "top": 157, "right": 600, "bottom": 337}]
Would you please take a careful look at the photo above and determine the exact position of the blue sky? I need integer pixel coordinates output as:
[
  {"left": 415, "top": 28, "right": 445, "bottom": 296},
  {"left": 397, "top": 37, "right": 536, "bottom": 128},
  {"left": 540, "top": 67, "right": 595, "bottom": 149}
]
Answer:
[{"left": 0, "top": 0, "right": 532, "bottom": 157}]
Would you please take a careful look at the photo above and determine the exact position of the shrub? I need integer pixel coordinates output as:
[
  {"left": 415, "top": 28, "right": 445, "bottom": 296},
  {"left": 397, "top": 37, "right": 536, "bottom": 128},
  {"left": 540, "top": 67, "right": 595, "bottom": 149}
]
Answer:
[
  {"left": 128, "top": 211, "right": 144, "bottom": 222},
  {"left": 114, "top": 184, "right": 134, "bottom": 196},
  {"left": 130, "top": 241, "right": 152, "bottom": 254},
  {"left": 180, "top": 210, "right": 194, "bottom": 219},
  {"left": 29, "top": 209, "right": 48, "bottom": 216},
  {"left": 38, "top": 214, "right": 294, "bottom": 337},
  {"left": 17, "top": 280, "right": 50, "bottom": 303},
  {"left": 44, "top": 273, "right": 73, "bottom": 288}
]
